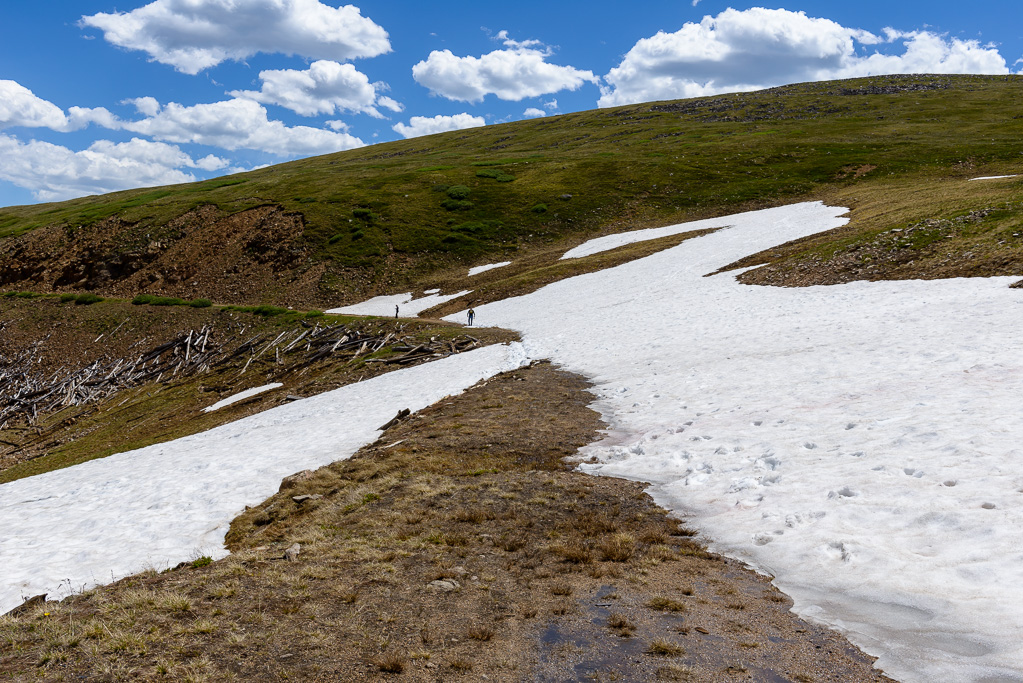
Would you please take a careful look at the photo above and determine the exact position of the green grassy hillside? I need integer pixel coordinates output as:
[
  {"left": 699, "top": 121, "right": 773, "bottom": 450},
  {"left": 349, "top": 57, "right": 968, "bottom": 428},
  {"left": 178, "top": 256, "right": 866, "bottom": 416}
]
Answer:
[{"left": 1, "top": 74, "right": 1021, "bottom": 306}]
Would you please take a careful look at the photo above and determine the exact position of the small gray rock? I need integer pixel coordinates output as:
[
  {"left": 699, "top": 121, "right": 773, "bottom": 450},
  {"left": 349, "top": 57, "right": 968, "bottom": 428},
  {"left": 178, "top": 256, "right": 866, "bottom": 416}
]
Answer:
[
  {"left": 292, "top": 494, "right": 323, "bottom": 505},
  {"left": 427, "top": 579, "right": 460, "bottom": 592},
  {"left": 279, "top": 469, "right": 315, "bottom": 492},
  {"left": 284, "top": 543, "right": 301, "bottom": 561}
]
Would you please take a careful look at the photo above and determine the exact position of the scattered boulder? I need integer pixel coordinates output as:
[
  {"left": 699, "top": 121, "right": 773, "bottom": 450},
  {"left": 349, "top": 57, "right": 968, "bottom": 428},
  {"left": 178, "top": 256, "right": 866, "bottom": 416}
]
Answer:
[
  {"left": 427, "top": 579, "right": 460, "bottom": 592},
  {"left": 291, "top": 494, "right": 323, "bottom": 505},
  {"left": 279, "top": 469, "right": 315, "bottom": 492}
]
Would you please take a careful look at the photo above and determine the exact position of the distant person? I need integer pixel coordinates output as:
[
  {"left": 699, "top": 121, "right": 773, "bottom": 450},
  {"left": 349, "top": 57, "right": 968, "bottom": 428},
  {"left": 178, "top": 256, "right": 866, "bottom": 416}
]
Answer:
[
  {"left": 467, "top": 308, "right": 475, "bottom": 326},
  {"left": 395, "top": 304, "right": 399, "bottom": 319}
]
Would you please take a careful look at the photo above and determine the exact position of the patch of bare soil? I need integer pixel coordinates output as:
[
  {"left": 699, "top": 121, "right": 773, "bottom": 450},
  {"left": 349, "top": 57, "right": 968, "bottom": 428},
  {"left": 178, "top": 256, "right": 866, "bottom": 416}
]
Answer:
[
  {"left": 0, "top": 362, "right": 892, "bottom": 682},
  {"left": 0, "top": 206, "right": 337, "bottom": 307}
]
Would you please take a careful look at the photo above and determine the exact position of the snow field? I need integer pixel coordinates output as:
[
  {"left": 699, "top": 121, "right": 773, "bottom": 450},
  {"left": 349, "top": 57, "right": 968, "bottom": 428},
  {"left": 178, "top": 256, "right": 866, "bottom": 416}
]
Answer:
[
  {"left": 201, "top": 383, "right": 282, "bottom": 412},
  {"left": 468, "top": 261, "right": 511, "bottom": 276},
  {"left": 0, "top": 343, "right": 529, "bottom": 613},
  {"left": 326, "top": 290, "right": 470, "bottom": 317},
  {"left": 450, "top": 201, "right": 1023, "bottom": 682}
]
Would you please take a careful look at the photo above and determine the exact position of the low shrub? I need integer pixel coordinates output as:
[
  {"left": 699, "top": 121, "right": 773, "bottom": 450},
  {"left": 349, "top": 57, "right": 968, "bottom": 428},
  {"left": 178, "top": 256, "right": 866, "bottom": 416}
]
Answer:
[
  {"left": 441, "top": 199, "right": 474, "bottom": 211},
  {"left": 74, "top": 293, "right": 103, "bottom": 306},
  {"left": 251, "top": 305, "right": 289, "bottom": 317},
  {"left": 476, "top": 168, "right": 515, "bottom": 182},
  {"left": 188, "top": 298, "right": 212, "bottom": 308},
  {"left": 133, "top": 294, "right": 188, "bottom": 306},
  {"left": 328, "top": 233, "right": 344, "bottom": 245},
  {"left": 352, "top": 208, "right": 378, "bottom": 221},
  {"left": 59, "top": 293, "right": 77, "bottom": 303},
  {"left": 531, "top": 203, "right": 548, "bottom": 213},
  {"left": 445, "top": 185, "right": 471, "bottom": 200}
]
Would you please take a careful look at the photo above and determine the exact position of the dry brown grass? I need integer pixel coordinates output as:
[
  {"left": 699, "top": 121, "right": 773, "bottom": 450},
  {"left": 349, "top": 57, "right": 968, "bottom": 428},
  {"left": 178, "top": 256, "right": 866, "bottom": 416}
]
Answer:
[
  {"left": 646, "top": 596, "right": 687, "bottom": 613},
  {"left": 599, "top": 533, "right": 637, "bottom": 562},
  {"left": 373, "top": 651, "right": 406, "bottom": 673},
  {"left": 606, "top": 613, "right": 636, "bottom": 638}
]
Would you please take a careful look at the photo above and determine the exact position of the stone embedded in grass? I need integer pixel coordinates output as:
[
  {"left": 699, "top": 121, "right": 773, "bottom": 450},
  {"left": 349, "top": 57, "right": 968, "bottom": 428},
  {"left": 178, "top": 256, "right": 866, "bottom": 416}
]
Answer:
[
  {"left": 284, "top": 543, "right": 301, "bottom": 562},
  {"left": 279, "top": 469, "right": 315, "bottom": 492},
  {"left": 427, "top": 579, "right": 460, "bottom": 592},
  {"left": 291, "top": 494, "right": 322, "bottom": 505}
]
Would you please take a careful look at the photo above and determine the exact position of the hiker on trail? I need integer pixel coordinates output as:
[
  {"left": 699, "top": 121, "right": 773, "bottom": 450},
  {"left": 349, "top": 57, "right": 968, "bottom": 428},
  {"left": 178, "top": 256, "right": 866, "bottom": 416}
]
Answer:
[
  {"left": 467, "top": 308, "right": 475, "bottom": 326},
  {"left": 395, "top": 304, "right": 399, "bottom": 318}
]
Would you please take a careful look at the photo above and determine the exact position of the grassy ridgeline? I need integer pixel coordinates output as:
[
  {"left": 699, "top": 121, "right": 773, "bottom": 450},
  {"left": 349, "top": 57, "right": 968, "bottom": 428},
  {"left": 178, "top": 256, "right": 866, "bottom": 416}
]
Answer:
[{"left": 0, "top": 74, "right": 1021, "bottom": 301}]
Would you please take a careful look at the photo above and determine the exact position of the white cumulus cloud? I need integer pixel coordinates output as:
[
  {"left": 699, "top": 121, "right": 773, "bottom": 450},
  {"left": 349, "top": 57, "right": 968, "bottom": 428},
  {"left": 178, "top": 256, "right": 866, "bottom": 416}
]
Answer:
[
  {"left": 80, "top": 0, "right": 391, "bottom": 75},
  {"left": 117, "top": 98, "right": 365, "bottom": 155},
  {"left": 523, "top": 107, "right": 546, "bottom": 118},
  {"left": 412, "top": 30, "right": 597, "bottom": 102},
  {"left": 392, "top": 113, "right": 486, "bottom": 139},
  {"left": 230, "top": 60, "right": 401, "bottom": 117},
  {"left": 0, "top": 81, "right": 120, "bottom": 134},
  {"left": 0, "top": 135, "right": 218, "bottom": 201},
  {"left": 599, "top": 8, "right": 1013, "bottom": 107},
  {"left": 0, "top": 81, "right": 68, "bottom": 130}
]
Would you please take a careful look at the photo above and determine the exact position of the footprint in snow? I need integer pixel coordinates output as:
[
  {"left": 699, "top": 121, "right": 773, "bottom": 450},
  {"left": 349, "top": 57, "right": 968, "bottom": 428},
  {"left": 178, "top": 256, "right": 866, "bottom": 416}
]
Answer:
[
  {"left": 753, "top": 531, "right": 783, "bottom": 546},
  {"left": 903, "top": 468, "right": 924, "bottom": 478},
  {"left": 785, "top": 511, "right": 825, "bottom": 528}
]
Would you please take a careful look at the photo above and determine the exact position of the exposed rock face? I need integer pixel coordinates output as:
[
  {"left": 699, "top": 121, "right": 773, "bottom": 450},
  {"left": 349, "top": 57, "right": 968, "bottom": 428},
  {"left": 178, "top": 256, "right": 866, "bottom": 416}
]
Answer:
[{"left": 0, "top": 205, "right": 331, "bottom": 306}]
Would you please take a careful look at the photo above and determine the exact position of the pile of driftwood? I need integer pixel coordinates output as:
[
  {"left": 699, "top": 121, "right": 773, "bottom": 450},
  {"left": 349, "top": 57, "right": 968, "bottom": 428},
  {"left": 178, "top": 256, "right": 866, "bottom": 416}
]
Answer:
[{"left": 0, "top": 322, "right": 481, "bottom": 429}]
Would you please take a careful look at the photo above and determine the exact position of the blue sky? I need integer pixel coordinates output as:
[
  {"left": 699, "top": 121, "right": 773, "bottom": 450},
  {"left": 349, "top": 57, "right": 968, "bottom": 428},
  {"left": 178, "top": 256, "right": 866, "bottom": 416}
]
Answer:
[{"left": 1, "top": 1, "right": 1021, "bottom": 207}]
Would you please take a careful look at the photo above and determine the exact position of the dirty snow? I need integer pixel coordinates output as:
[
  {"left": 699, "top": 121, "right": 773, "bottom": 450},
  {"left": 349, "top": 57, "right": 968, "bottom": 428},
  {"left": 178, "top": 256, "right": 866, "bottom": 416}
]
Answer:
[
  {"left": 326, "top": 290, "right": 470, "bottom": 317},
  {"left": 0, "top": 343, "right": 528, "bottom": 613},
  {"left": 451, "top": 201, "right": 1023, "bottom": 683},
  {"left": 468, "top": 261, "right": 511, "bottom": 276},
  {"left": 969, "top": 175, "right": 1018, "bottom": 181},
  {"left": 202, "top": 383, "right": 282, "bottom": 413}
]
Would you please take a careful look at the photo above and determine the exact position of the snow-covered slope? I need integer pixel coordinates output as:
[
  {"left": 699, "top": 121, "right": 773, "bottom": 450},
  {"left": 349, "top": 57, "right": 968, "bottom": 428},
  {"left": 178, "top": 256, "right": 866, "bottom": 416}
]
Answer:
[
  {"left": 326, "top": 290, "right": 470, "bottom": 317},
  {"left": 450, "top": 201, "right": 1023, "bottom": 683},
  {"left": 0, "top": 343, "right": 528, "bottom": 613}
]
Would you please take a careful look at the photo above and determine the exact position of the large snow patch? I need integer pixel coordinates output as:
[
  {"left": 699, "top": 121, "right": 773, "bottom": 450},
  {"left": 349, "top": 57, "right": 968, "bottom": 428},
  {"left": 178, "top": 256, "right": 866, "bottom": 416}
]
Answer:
[
  {"left": 0, "top": 343, "right": 528, "bottom": 613},
  {"left": 450, "top": 201, "right": 1023, "bottom": 682}
]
